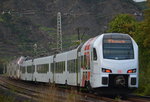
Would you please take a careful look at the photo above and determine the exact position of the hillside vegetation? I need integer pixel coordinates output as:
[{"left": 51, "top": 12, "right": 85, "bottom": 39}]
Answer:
[{"left": 0, "top": 0, "right": 141, "bottom": 59}]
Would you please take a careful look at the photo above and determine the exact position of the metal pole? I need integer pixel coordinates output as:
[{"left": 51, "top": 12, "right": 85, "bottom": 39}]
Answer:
[{"left": 57, "top": 12, "right": 62, "bottom": 52}]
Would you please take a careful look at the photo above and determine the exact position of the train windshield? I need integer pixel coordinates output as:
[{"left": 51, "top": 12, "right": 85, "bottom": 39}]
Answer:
[{"left": 103, "top": 34, "right": 134, "bottom": 60}]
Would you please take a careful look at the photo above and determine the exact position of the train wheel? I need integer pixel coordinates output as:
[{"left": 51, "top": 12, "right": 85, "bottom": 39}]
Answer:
[
  {"left": 77, "top": 83, "right": 81, "bottom": 92},
  {"left": 65, "top": 80, "right": 68, "bottom": 89},
  {"left": 49, "top": 79, "right": 51, "bottom": 85},
  {"left": 120, "top": 94, "right": 128, "bottom": 100},
  {"left": 85, "top": 81, "right": 93, "bottom": 93}
]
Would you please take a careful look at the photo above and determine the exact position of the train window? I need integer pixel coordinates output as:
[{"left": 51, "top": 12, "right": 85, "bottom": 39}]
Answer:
[
  {"left": 81, "top": 56, "right": 84, "bottom": 68},
  {"left": 51, "top": 63, "right": 54, "bottom": 73},
  {"left": 63, "top": 62, "right": 65, "bottom": 71},
  {"left": 55, "top": 63, "right": 58, "bottom": 73},
  {"left": 103, "top": 34, "right": 134, "bottom": 60},
  {"left": 27, "top": 66, "right": 31, "bottom": 73},
  {"left": 84, "top": 55, "right": 87, "bottom": 68},
  {"left": 72, "top": 60, "right": 76, "bottom": 72},
  {"left": 55, "top": 61, "right": 65, "bottom": 73},
  {"left": 20, "top": 66, "right": 26, "bottom": 73},
  {"left": 77, "top": 57, "right": 81, "bottom": 72},
  {"left": 67, "top": 60, "right": 76, "bottom": 73},
  {"left": 83, "top": 55, "right": 90, "bottom": 69},
  {"left": 37, "top": 64, "right": 49, "bottom": 73},
  {"left": 75, "top": 59, "right": 79, "bottom": 72},
  {"left": 93, "top": 48, "right": 97, "bottom": 60},
  {"left": 14, "top": 71, "right": 16, "bottom": 76},
  {"left": 67, "top": 60, "right": 71, "bottom": 73},
  {"left": 27, "top": 65, "right": 35, "bottom": 73}
]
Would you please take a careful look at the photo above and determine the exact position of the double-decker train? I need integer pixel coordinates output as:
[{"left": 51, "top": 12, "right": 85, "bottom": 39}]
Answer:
[{"left": 7, "top": 33, "right": 138, "bottom": 95}]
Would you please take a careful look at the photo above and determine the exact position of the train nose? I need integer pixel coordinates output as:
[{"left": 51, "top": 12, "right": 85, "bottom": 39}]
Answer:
[{"left": 115, "top": 76, "right": 125, "bottom": 86}]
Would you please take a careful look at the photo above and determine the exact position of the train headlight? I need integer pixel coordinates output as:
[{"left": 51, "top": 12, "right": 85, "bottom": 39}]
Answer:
[
  {"left": 127, "top": 69, "right": 136, "bottom": 73},
  {"left": 102, "top": 68, "right": 112, "bottom": 73}
]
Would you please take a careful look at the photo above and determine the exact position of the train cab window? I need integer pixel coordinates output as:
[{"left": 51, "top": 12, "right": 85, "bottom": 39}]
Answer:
[
  {"left": 93, "top": 48, "right": 97, "bottom": 60},
  {"left": 103, "top": 34, "right": 134, "bottom": 60}
]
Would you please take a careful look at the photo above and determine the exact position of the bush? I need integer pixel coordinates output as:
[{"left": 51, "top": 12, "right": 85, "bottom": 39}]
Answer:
[{"left": 144, "top": 84, "right": 150, "bottom": 96}]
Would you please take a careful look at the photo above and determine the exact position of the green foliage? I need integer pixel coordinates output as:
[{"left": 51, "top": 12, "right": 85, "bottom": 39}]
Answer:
[
  {"left": 63, "top": 34, "right": 78, "bottom": 49},
  {"left": 0, "top": 16, "right": 4, "bottom": 22},
  {"left": 0, "top": 94, "right": 31, "bottom": 102},
  {"left": 0, "top": 95, "right": 15, "bottom": 102},
  {"left": 39, "top": 27, "right": 56, "bottom": 32},
  {"left": 141, "top": 9, "right": 150, "bottom": 48},
  {"left": 39, "top": 27, "right": 56, "bottom": 38},
  {"left": 136, "top": 6, "right": 150, "bottom": 95},
  {"left": 108, "top": 14, "right": 137, "bottom": 37},
  {"left": 1, "top": 13, "right": 34, "bottom": 54},
  {"left": 63, "top": 33, "right": 91, "bottom": 50},
  {"left": 0, "top": 13, "right": 13, "bottom": 28},
  {"left": 0, "top": 12, "right": 32, "bottom": 43},
  {"left": 39, "top": 26, "right": 57, "bottom": 48},
  {"left": 1, "top": 12, "right": 12, "bottom": 23}
]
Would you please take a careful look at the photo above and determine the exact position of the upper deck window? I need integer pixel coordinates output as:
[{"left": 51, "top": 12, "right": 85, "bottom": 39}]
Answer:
[{"left": 103, "top": 34, "right": 134, "bottom": 60}]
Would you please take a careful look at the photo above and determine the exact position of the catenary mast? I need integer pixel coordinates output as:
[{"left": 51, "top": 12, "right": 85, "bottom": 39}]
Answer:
[{"left": 57, "top": 12, "right": 62, "bottom": 52}]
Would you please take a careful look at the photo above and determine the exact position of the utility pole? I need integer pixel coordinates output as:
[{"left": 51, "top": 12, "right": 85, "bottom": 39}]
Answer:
[
  {"left": 57, "top": 12, "right": 62, "bottom": 52},
  {"left": 76, "top": 27, "right": 89, "bottom": 44}
]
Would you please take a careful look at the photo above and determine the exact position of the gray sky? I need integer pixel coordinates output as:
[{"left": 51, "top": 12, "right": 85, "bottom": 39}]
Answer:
[{"left": 133, "top": 0, "right": 146, "bottom": 2}]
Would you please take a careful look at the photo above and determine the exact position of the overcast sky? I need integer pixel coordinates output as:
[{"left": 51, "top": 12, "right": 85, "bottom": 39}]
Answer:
[{"left": 133, "top": 0, "right": 146, "bottom": 2}]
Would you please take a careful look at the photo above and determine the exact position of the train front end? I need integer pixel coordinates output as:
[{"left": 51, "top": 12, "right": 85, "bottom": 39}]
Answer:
[{"left": 91, "top": 33, "right": 138, "bottom": 94}]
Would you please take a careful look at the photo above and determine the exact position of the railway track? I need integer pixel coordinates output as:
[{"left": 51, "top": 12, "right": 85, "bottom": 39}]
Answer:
[
  {"left": 127, "top": 95, "right": 150, "bottom": 102},
  {"left": 0, "top": 76, "right": 150, "bottom": 102}
]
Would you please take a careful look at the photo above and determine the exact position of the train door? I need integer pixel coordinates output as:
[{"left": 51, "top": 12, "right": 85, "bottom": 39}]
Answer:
[
  {"left": 77, "top": 52, "right": 81, "bottom": 86},
  {"left": 77, "top": 52, "right": 91, "bottom": 87},
  {"left": 31, "top": 60, "right": 34, "bottom": 81},
  {"left": 52, "top": 55, "right": 56, "bottom": 84},
  {"left": 31, "top": 65, "right": 34, "bottom": 81},
  {"left": 90, "top": 47, "right": 98, "bottom": 87},
  {"left": 82, "top": 52, "right": 91, "bottom": 87}
]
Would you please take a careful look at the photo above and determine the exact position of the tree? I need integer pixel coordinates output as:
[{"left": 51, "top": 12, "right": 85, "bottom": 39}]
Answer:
[
  {"left": 107, "top": 14, "right": 137, "bottom": 37},
  {"left": 140, "top": 3, "right": 150, "bottom": 48},
  {"left": 135, "top": 0, "right": 150, "bottom": 95}
]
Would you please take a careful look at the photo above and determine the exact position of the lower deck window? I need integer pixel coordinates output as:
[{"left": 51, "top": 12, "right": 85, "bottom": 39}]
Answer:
[
  {"left": 55, "top": 61, "right": 65, "bottom": 73},
  {"left": 37, "top": 64, "right": 49, "bottom": 73},
  {"left": 20, "top": 66, "right": 26, "bottom": 73},
  {"left": 27, "top": 65, "right": 35, "bottom": 73},
  {"left": 67, "top": 59, "right": 76, "bottom": 73}
]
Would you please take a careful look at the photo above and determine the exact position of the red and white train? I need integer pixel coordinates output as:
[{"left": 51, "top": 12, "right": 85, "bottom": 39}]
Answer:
[{"left": 7, "top": 33, "right": 138, "bottom": 94}]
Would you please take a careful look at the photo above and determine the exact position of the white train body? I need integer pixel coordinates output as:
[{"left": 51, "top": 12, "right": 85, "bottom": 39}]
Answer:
[{"left": 7, "top": 33, "right": 138, "bottom": 94}]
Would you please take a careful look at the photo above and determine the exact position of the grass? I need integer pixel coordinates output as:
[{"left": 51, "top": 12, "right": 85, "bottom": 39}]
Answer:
[
  {"left": 38, "top": 84, "right": 79, "bottom": 102},
  {"left": 0, "top": 94, "right": 31, "bottom": 102},
  {"left": 0, "top": 94, "right": 15, "bottom": 102},
  {"left": 39, "top": 84, "right": 57, "bottom": 102},
  {"left": 66, "top": 89, "right": 78, "bottom": 102}
]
